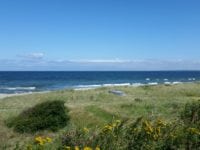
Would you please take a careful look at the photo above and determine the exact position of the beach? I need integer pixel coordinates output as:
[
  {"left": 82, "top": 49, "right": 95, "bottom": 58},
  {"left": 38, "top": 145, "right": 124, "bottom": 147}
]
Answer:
[{"left": 0, "top": 93, "right": 24, "bottom": 99}]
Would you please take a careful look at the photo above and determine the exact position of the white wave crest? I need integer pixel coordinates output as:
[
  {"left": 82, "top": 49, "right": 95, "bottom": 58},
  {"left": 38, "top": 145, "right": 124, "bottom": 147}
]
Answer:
[
  {"left": 131, "top": 83, "right": 144, "bottom": 87},
  {"left": 164, "top": 82, "right": 171, "bottom": 85},
  {"left": 76, "top": 84, "right": 102, "bottom": 88},
  {"left": 4, "top": 87, "right": 36, "bottom": 90},
  {"left": 102, "top": 83, "right": 131, "bottom": 87},
  {"left": 148, "top": 82, "right": 158, "bottom": 85},
  {"left": 172, "top": 82, "right": 182, "bottom": 85}
]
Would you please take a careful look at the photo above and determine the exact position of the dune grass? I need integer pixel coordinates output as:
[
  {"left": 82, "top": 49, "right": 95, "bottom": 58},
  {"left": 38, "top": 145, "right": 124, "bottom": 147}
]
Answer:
[{"left": 0, "top": 82, "right": 200, "bottom": 149}]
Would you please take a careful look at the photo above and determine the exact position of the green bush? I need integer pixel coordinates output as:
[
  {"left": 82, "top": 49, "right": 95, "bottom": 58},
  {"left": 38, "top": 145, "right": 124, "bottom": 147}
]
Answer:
[
  {"left": 61, "top": 119, "right": 126, "bottom": 150},
  {"left": 180, "top": 100, "right": 200, "bottom": 149},
  {"left": 181, "top": 100, "right": 200, "bottom": 125},
  {"left": 7, "top": 100, "right": 70, "bottom": 133}
]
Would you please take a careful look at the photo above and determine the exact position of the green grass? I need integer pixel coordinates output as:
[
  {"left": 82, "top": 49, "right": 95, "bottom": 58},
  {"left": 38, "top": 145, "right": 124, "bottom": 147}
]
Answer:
[
  {"left": 85, "top": 105, "right": 118, "bottom": 122},
  {"left": 0, "top": 82, "right": 200, "bottom": 149}
]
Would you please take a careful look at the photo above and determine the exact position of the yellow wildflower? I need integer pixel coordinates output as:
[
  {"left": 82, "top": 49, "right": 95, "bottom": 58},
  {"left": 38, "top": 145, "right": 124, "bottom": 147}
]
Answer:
[
  {"left": 83, "top": 146, "right": 93, "bottom": 150},
  {"left": 156, "top": 127, "right": 161, "bottom": 135},
  {"left": 109, "top": 125, "right": 113, "bottom": 130},
  {"left": 188, "top": 128, "right": 200, "bottom": 135},
  {"left": 75, "top": 146, "right": 80, "bottom": 150},
  {"left": 95, "top": 146, "right": 101, "bottom": 150},
  {"left": 102, "top": 125, "right": 113, "bottom": 132},
  {"left": 116, "top": 120, "right": 121, "bottom": 124},
  {"left": 63, "top": 145, "right": 71, "bottom": 150},
  {"left": 156, "top": 119, "right": 166, "bottom": 126},
  {"left": 35, "top": 136, "right": 45, "bottom": 145},
  {"left": 83, "top": 127, "right": 89, "bottom": 133},
  {"left": 143, "top": 120, "right": 153, "bottom": 134},
  {"left": 143, "top": 120, "right": 150, "bottom": 128},
  {"left": 112, "top": 123, "right": 117, "bottom": 128},
  {"left": 46, "top": 137, "right": 52, "bottom": 143}
]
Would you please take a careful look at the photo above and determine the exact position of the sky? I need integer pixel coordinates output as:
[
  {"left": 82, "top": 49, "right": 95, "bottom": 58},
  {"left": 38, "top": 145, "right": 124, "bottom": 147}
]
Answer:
[{"left": 0, "top": 0, "right": 200, "bottom": 70}]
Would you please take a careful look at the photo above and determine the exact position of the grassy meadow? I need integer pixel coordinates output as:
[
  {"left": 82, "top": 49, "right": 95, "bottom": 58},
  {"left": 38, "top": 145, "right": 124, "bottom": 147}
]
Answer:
[{"left": 0, "top": 82, "right": 200, "bottom": 149}]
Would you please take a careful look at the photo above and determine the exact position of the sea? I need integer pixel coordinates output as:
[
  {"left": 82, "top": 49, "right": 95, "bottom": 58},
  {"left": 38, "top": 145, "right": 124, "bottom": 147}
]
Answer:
[{"left": 0, "top": 71, "right": 200, "bottom": 94}]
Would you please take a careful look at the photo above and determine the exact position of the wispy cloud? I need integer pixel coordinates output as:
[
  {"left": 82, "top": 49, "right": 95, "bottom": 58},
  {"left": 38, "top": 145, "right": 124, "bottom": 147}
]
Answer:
[
  {"left": 1, "top": 56, "right": 200, "bottom": 71},
  {"left": 17, "top": 52, "right": 45, "bottom": 60},
  {"left": 68, "top": 58, "right": 131, "bottom": 63}
]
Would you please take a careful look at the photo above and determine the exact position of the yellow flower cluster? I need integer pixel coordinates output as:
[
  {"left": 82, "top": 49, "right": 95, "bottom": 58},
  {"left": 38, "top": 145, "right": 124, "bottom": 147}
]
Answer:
[
  {"left": 156, "top": 119, "right": 166, "bottom": 127},
  {"left": 102, "top": 120, "right": 121, "bottom": 133},
  {"left": 142, "top": 119, "right": 166, "bottom": 140},
  {"left": 143, "top": 120, "right": 154, "bottom": 135},
  {"left": 83, "top": 127, "right": 89, "bottom": 133},
  {"left": 63, "top": 146, "right": 100, "bottom": 150},
  {"left": 103, "top": 124, "right": 113, "bottom": 132},
  {"left": 35, "top": 136, "right": 52, "bottom": 145},
  {"left": 188, "top": 128, "right": 200, "bottom": 135}
]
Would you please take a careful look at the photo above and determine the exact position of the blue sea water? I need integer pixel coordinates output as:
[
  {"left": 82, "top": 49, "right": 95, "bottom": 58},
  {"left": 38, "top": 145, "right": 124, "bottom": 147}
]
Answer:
[{"left": 0, "top": 71, "right": 200, "bottom": 94}]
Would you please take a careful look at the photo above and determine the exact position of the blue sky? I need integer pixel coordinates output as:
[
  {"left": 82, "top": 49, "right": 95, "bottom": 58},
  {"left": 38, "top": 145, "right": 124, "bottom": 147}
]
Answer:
[{"left": 0, "top": 0, "right": 200, "bottom": 70}]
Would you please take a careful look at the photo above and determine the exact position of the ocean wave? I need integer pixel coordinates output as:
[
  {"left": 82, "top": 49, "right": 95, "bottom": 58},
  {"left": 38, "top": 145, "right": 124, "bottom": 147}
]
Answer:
[
  {"left": 74, "top": 88, "right": 95, "bottom": 91},
  {"left": 74, "top": 83, "right": 132, "bottom": 90},
  {"left": 148, "top": 82, "right": 158, "bottom": 85},
  {"left": 172, "top": 82, "right": 182, "bottom": 85},
  {"left": 131, "top": 83, "right": 144, "bottom": 87},
  {"left": 3, "top": 87, "right": 36, "bottom": 90},
  {"left": 188, "top": 78, "right": 196, "bottom": 81},
  {"left": 74, "top": 82, "right": 163, "bottom": 90},
  {"left": 76, "top": 84, "right": 102, "bottom": 88},
  {"left": 102, "top": 83, "right": 131, "bottom": 87},
  {"left": 164, "top": 82, "right": 171, "bottom": 85}
]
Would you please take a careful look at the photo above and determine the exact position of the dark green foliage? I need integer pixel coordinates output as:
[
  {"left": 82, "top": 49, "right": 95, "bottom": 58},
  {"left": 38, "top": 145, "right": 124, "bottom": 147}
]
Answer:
[
  {"left": 7, "top": 100, "right": 70, "bottom": 133},
  {"left": 181, "top": 100, "right": 200, "bottom": 125},
  {"left": 60, "top": 102, "right": 200, "bottom": 150},
  {"left": 180, "top": 100, "right": 200, "bottom": 149},
  {"left": 134, "top": 98, "right": 143, "bottom": 102}
]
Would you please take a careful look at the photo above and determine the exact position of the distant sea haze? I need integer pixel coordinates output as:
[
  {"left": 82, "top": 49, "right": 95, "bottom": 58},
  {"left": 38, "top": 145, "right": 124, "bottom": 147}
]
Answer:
[{"left": 0, "top": 71, "right": 199, "bottom": 94}]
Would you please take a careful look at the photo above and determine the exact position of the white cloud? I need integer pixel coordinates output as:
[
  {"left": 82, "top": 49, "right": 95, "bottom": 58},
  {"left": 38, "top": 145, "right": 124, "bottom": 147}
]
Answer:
[
  {"left": 28, "top": 52, "right": 45, "bottom": 59},
  {"left": 18, "top": 52, "right": 45, "bottom": 60},
  {"left": 1, "top": 57, "right": 200, "bottom": 70},
  {"left": 69, "top": 58, "right": 131, "bottom": 63}
]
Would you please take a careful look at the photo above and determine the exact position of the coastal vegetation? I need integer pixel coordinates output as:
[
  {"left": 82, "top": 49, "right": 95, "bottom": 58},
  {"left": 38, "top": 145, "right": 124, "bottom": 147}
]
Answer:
[
  {"left": 6, "top": 100, "right": 70, "bottom": 133},
  {"left": 0, "top": 82, "right": 200, "bottom": 149}
]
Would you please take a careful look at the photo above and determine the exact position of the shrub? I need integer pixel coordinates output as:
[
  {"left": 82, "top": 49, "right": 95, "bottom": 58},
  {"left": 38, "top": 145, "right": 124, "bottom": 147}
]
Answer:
[
  {"left": 180, "top": 100, "right": 200, "bottom": 149},
  {"left": 61, "top": 120, "right": 127, "bottom": 150},
  {"left": 181, "top": 100, "right": 200, "bottom": 126},
  {"left": 7, "top": 100, "right": 70, "bottom": 133}
]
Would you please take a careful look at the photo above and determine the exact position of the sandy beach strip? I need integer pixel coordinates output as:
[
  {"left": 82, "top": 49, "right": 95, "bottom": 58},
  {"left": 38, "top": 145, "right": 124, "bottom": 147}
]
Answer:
[
  {"left": 0, "top": 93, "right": 33, "bottom": 99},
  {"left": 0, "top": 93, "right": 19, "bottom": 99},
  {"left": 0, "top": 91, "right": 50, "bottom": 99}
]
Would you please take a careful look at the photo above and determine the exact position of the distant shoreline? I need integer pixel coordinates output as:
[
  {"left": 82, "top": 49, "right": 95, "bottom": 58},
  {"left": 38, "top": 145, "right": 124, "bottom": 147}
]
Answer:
[
  {"left": 0, "top": 91, "right": 50, "bottom": 99},
  {"left": 0, "top": 93, "right": 29, "bottom": 99},
  {"left": 0, "top": 81, "right": 197, "bottom": 99}
]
